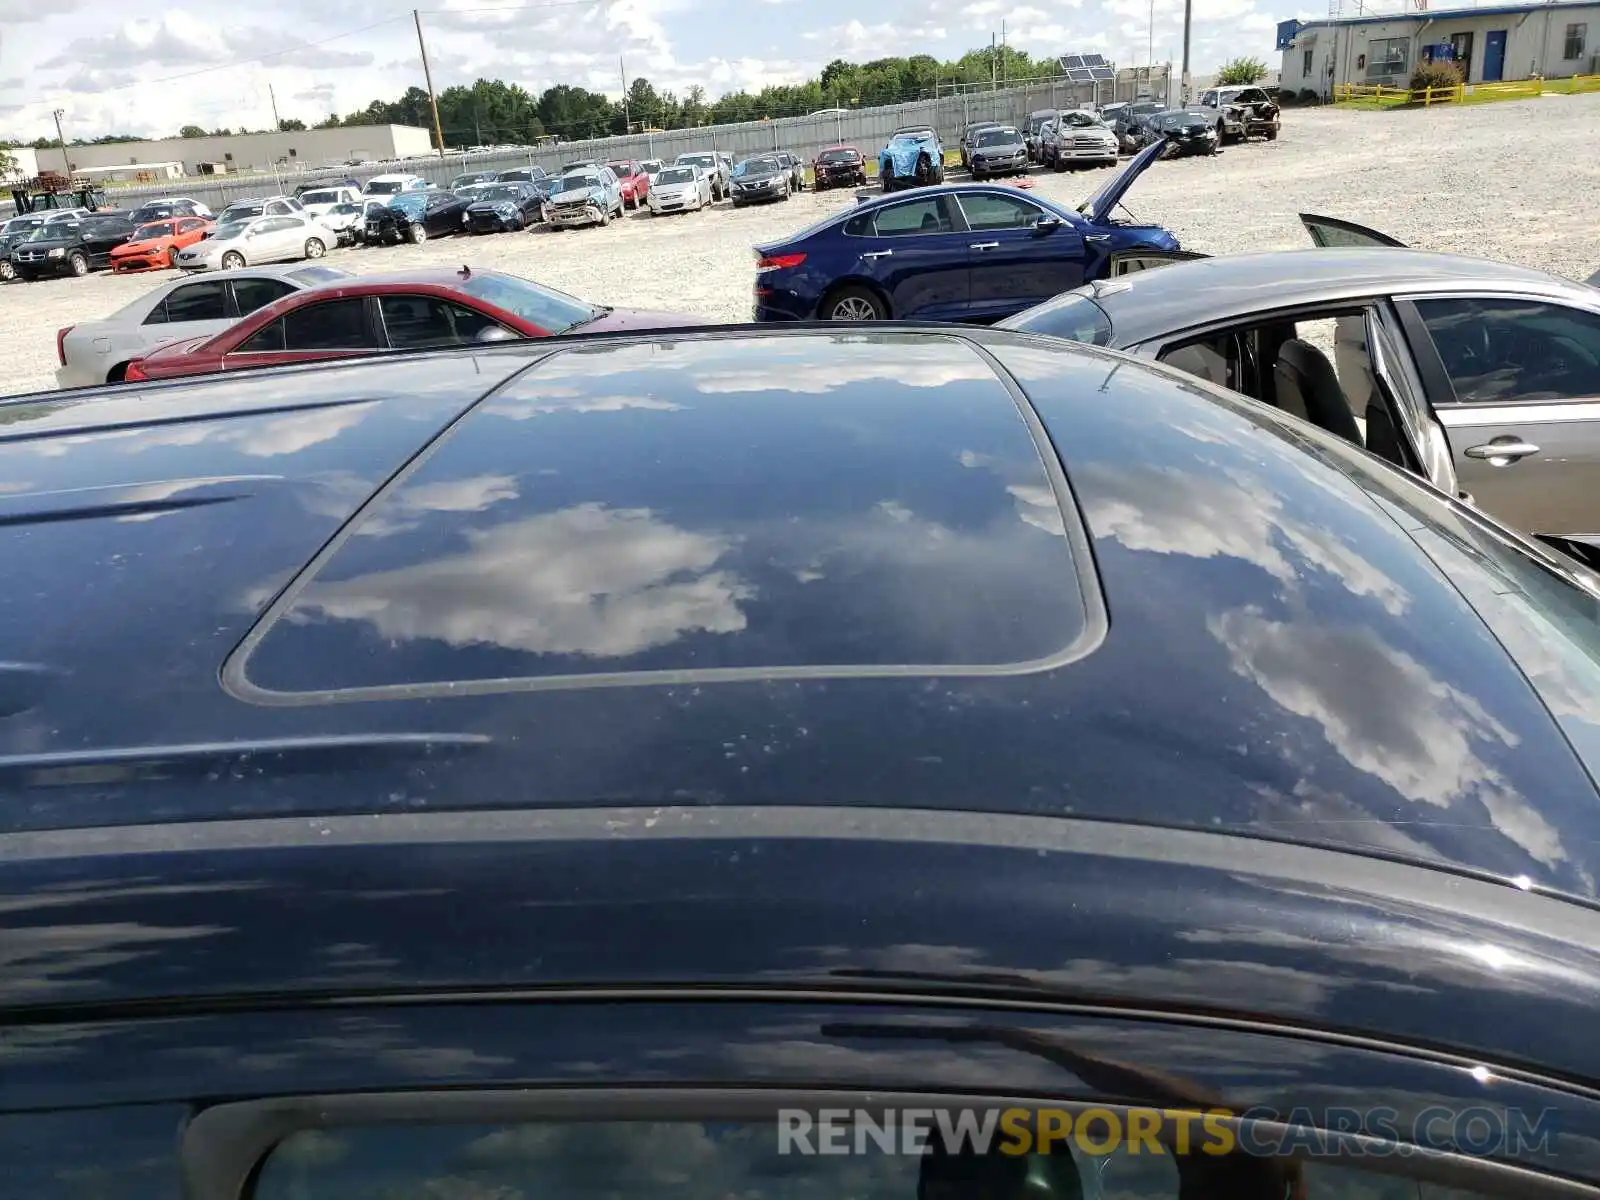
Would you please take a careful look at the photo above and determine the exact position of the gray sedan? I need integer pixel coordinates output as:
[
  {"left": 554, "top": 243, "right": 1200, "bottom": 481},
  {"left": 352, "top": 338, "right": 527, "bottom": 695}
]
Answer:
[{"left": 1001, "top": 214, "right": 1600, "bottom": 545}]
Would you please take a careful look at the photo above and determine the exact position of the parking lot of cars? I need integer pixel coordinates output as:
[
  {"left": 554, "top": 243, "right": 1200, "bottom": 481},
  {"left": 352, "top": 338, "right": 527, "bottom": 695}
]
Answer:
[{"left": 3, "top": 95, "right": 1599, "bottom": 396}]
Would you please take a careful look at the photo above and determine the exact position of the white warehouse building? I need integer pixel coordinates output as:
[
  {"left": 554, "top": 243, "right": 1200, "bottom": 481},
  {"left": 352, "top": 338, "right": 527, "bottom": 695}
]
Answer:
[
  {"left": 52, "top": 125, "right": 436, "bottom": 177},
  {"left": 1278, "top": 0, "right": 1598, "bottom": 98}
]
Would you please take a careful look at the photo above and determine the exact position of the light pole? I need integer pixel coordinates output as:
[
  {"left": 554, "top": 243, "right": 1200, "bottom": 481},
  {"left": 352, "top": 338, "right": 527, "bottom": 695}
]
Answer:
[
  {"left": 1180, "top": 0, "right": 1193, "bottom": 102},
  {"left": 52, "top": 108, "right": 70, "bottom": 174}
]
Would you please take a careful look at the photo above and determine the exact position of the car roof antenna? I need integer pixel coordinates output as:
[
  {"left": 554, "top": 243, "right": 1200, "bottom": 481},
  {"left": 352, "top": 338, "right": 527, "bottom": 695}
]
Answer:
[{"left": 459, "top": 264, "right": 471, "bottom": 278}]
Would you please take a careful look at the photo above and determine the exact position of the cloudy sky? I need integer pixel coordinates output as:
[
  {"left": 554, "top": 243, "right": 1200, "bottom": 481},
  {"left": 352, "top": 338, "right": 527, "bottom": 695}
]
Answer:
[{"left": 1, "top": 0, "right": 1286, "bottom": 142}]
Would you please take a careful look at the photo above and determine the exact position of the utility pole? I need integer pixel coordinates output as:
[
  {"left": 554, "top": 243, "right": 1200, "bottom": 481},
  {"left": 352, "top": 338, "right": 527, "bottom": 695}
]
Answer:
[
  {"left": 268, "top": 82, "right": 281, "bottom": 131},
  {"left": 52, "top": 108, "right": 69, "bottom": 174},
  {"left": 620, "top": 57, "right": 630, "bottom": 133},
  {"left": 1181, "top": 0, "right": 1193, "bottom": 102},
  {"left": 413, "top": 8, "right": 447, "bottom": 158},
  {"left": 1001, "top": 20, "right": 1007, "bottom": 87},
  {"left": 1148, "top": 0, "right": 1155, "bottom": 69},
  {"left": 991, "top": 32, "right": 998, "bottom": 91}
]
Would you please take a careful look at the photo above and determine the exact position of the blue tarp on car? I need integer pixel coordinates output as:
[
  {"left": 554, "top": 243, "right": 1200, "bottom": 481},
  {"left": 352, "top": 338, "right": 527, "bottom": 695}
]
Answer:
[{"left": 882, "top": 133, "right": 937, "bottom": 176}]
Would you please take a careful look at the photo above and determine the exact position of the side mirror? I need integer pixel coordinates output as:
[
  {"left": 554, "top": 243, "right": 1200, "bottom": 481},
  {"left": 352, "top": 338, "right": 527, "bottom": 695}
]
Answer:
[
  {"left": 475, "top": 325, "right": 518, "bottom": 343},
  {"left": 1034, "top": 217, "right": 1063, "bottom": 235}
]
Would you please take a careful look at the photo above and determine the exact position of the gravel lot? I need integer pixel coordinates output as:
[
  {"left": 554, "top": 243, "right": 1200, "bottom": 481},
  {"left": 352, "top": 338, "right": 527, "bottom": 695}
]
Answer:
[{"left": 7, "top": 92, "right": 1599, "bottom": 397}]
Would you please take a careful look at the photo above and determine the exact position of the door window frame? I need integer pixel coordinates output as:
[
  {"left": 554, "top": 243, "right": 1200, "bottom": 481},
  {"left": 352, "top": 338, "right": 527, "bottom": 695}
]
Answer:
[
  {"left": 1394, "top": 291, "right": 1600, "bottom": 412},
  {"left": 953, "top": 189, "right": 1050, "bottom": 231},
  {"left": 375, "top": 293, "right": 512, "bottom": 351},
  {"left": 864, "top": 195, "right": 962, "bottom": 237},
  {"left": 149, "top": 278, "right": 233, "bottom": 325},
  {"left": 1143, "top": 298, "right": 1432, "bottom": 474},
  {"left": 229, "top": 296, "right": 381, "bottom": 358}
]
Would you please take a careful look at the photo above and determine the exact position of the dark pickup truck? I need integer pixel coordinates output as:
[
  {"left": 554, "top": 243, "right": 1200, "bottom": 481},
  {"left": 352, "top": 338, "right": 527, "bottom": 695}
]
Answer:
[{"left": 9, "top": 212, "right": 135, "bottom": 280}]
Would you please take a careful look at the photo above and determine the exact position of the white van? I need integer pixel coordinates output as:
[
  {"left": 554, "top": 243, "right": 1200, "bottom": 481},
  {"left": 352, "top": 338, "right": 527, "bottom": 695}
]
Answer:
[{"left": 362, "top": 173, "right": 429, "bottom": 198}]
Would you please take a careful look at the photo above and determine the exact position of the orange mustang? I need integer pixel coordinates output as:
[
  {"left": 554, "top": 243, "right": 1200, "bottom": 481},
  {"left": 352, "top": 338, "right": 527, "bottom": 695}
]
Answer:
[{"left": 110, "top": 216, "right": 214, "bottom": 273}]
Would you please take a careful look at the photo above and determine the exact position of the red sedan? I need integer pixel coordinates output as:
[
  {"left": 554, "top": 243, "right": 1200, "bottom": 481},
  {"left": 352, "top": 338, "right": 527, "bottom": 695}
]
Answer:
[
  {"left": 606, "top": 160, "right": 650, "bottom": 209},
  {"left": 126, "top": 267, "right": 698, "bottom": 381}
]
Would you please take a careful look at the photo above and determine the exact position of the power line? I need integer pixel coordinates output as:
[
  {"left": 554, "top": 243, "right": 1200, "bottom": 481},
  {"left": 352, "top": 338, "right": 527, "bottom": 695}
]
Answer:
[{"left": 45, "top": 16, "right": 415, "bottom": 98}]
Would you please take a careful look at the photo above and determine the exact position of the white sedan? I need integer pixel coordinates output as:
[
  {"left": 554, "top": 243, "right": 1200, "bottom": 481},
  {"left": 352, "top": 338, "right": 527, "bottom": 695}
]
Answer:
[
  {"left": 173, "top": 213, "right": 335, "bottom": 272},
  {"left": 647, "top": 164, "right": 714, "bottom": 215},
  {"left": 53, "top": 262, "right": 351, "bottom": 389}
]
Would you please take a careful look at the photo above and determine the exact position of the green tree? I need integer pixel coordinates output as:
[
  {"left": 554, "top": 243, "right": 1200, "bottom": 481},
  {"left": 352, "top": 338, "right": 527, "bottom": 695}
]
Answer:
[
  {"left": 1217, "top": 57, "right": 1268, "bottom": 84},
  {"left": 178, "top": 125, "right": 207, "bottom": 138},
  {"left": 277, "top": 117, "right": 307, "bottom": 132},
  {"left": 0, "top": 144, "right": 16, "bottom": 179},
  {"left": 314, "top": 113, "right": 342, "bottom": 129}
]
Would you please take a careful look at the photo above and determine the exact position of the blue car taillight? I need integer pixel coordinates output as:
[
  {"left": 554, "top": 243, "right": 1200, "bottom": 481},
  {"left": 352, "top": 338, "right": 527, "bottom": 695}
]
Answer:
[{"left": 756, "top": 252, "right": 806, "bottom": 271}]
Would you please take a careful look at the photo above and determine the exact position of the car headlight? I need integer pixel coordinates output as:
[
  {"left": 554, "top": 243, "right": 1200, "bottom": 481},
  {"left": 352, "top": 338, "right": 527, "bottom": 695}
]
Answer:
[
  {"left": 496, "top": 203, "right": 516, "bottom": 215},
  {"left": 47, "top": 247, "right": 65, "bottom": 258}
]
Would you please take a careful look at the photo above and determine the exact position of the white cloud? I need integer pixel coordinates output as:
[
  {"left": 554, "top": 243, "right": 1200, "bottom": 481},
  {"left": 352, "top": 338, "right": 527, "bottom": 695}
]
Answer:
[
  {"left": 4, "top": 0, "right": 1279, "bottom": 141},
  {"left": 292, "top": 503, "right": 754, "bottom": 659}
]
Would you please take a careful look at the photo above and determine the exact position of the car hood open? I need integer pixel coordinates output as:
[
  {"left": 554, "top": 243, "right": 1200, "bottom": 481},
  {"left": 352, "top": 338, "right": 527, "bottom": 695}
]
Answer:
[{"left": 1077, "top": 138, "right": 1166, "bottom": 224}]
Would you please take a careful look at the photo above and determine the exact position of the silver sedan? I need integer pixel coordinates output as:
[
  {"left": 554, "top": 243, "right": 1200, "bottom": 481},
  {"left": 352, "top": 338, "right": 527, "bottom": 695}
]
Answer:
[{"left": 647, "top": 165, "right": 713, "bottom": 215}]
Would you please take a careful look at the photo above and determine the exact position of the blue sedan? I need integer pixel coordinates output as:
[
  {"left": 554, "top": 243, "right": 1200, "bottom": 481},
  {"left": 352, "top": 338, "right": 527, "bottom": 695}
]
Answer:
[{"left": 753, "top": 140, "right": 1179, "bottom": 323}]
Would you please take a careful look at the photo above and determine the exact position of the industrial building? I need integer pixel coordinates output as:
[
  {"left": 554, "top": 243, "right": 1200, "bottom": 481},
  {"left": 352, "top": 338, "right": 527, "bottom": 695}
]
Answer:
[
  {"left": 1, "top": 145, "right": 43, "bottom": 184},
  {"left": 48, "top": 125, "right": 436, "bottom": 177},
  {"left": 1278, "top": 0, "right": 1598, "bottom": 97}
]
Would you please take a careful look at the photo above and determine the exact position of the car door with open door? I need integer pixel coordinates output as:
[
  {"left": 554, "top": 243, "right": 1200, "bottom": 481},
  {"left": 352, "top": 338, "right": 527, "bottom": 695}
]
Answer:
[
  {"left": 1396, "top": 294, "right": 1600, "bottom": 537},
  {"left": 1300, "top": 212, "right": 1408, "bottom": 248},
  {"left": 955, "top": 190, "right": 1085, "bottom": 317}
]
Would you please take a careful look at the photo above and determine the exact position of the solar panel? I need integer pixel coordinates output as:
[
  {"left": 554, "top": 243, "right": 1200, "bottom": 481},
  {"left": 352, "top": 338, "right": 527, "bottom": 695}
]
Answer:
[{"left": 1059, "top": 52, "right": 1115, "bottom": 81}]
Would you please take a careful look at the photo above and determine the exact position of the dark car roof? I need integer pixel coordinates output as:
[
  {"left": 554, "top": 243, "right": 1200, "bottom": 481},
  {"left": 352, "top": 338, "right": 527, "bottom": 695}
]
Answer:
[
  {"left": 6, "top": 327, "right": 1600, "bottom": 1087},
  {"left": 1053, "top": 247, "right": 1587, "bottom": 347}
]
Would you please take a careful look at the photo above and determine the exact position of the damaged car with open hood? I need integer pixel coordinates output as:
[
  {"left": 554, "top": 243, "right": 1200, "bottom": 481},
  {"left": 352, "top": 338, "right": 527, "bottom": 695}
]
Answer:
[{"left": 754, "top": 140, "right": 1181, "bottom": 324}]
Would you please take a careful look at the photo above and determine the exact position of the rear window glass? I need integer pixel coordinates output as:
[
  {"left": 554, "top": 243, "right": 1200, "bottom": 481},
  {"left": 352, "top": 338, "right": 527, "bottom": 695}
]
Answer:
[
  {"left": 1002, "top": 291, "right": 1113, "bottom": 347},
  {"left": 231, "top": 334, "right": 1100, "bottom": 701}
]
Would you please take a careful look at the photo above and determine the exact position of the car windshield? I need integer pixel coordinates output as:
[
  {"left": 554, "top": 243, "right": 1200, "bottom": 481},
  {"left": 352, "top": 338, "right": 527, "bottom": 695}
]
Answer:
[
  {"left": 1000, "top": 290, "right": 1113, "bottom": 345},
  {"left": 299, "top": 190, "right": 339, "bottom": 205},
  {"left": 607, "top": 163, "right": 635, "bottom": 177},
  {"left": 734, "top": 158, "right": 780, "bottom": 177},
  {"left": 551, "top": 174, "right": 599, "bottom": 194},
  {"left": 678, "top": 154, "right": 715, "bottom": 168},
  {"left": 976, "top": 128, "right": 1020, "bottom": 146},
  {"left": 1065, "top": 111, "right": 1102, "bottom": 127},
  {"left": 642, "top": 160, "right": 664, "bottom": 172},
  {"left": 477, "top": 185, "right": 523, "bottom": 203},
  {"left": 26, "top": 225, "right": 70, "bottom": 241},
  {"left": 134, "top": 222, "right": 176, "bottom": 239},
  {"left": 1028, "top": 113, "right": 1056, "bottom": 132},
  {"left": 389, "top": 193, "right": 427, "bottom": 215},
  {"left": 892, "top": 130, "right": 932, "bottom": 142},
  {"left": 818, "top": 149, "right": 856, "bottom": 162},
  {"left": 656, "top": 167, "right": 695, "bottom": 185},
  {"left": 4, "top": 217, "right": 46, "bottom": 235},
  {"left": 366, "top": 180, "right": 404, "bottom": 195},
  {"left": 329, "top": 203, "right": 361, "bottom": 215},
  {"left": 1132, "top": 102, "right": 1162, "bottom": 114},
  {"left": 457, "top": 273, "right": 601, "bottom": 334}
]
